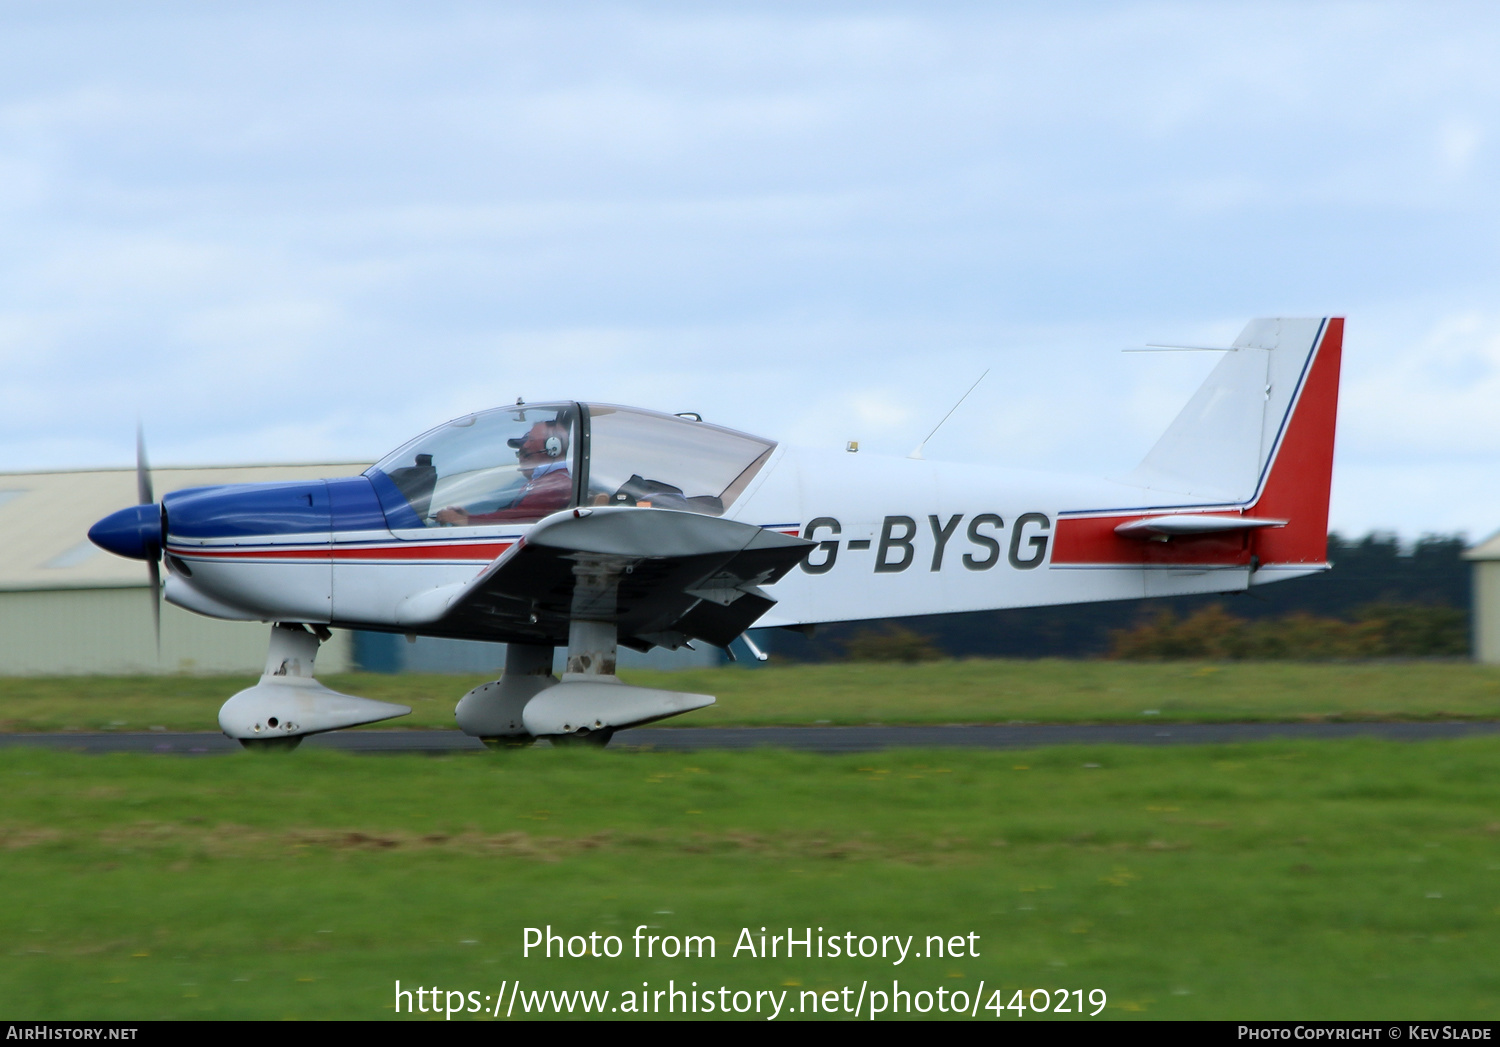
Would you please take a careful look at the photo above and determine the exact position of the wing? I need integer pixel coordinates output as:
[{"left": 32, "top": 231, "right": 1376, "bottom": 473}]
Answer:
[{"left": 393, "top": 506, "right": 813, "bottom": 650}]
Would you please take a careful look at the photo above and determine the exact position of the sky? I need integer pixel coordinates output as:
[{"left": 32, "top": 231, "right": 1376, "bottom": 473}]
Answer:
[{"left": 3, "top": 1, "right": 1499, "bottom": 540}]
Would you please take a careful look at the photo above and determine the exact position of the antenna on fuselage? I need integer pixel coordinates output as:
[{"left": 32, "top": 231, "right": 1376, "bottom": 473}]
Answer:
[{"left": 907, "top": 369, "right": 989, "bottom": 460}]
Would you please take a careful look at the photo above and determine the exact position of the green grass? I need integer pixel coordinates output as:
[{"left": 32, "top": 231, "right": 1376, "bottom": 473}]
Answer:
[
  {"left": 4, "top": 659, "right": 1500, "bottom": 733},
  {"left": 4, "top": 740, "right": 1500, "bottom": 1019}
]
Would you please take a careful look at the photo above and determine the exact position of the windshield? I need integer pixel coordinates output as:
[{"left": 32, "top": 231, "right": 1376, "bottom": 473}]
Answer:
[
  {"left": 366, "top": 403, "right": 578, "bottom": 529},
  {"left": 583, "top": 405, "right": 774, "bottom": 515}
]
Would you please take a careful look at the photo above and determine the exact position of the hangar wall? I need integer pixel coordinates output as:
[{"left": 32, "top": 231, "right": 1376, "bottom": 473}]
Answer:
[
  {"left": 0, "top": 464, "right": 725, "bottom": 676},
  {"left": 0, "top": 587, "right": 353, "bottom": 675},
  {"left": 1472, "top": 561, "right": 1500, "bottom": 665},
  {"left": 350, "top": 630, "right": 726, "bottom": 674},
  {"left": 0, "top": 587, "right": 715, "bottom": 676},
  {"left": 1465, "top": 532, "right": 1500, "bottom": 665}
]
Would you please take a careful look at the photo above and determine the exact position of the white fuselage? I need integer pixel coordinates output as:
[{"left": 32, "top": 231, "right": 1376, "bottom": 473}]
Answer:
[{"left": 164, "top": 444, "right": 1272, "bottom": 636}]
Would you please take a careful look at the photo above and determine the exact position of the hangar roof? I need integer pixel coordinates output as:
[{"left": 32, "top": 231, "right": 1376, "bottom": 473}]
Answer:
[
  {"left": 1466, "top": 530, "right": 1500, "bottom": 562},
  {"left": 0, "top": 463, "right": 368, "bottom": 592}
]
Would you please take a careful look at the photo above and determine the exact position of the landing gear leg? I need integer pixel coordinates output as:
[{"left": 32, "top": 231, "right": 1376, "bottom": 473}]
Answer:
[
  {"left": 464, "top": 557, "right": 716, "bottom": 741},
  {"left": 543, "top": 616, "right": 622, "bottom": 745}
]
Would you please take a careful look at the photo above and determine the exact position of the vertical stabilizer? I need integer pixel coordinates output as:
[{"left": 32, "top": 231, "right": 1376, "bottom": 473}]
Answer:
[{"left": 1125, "top": 318, "right": 1333, "bottom": 504}]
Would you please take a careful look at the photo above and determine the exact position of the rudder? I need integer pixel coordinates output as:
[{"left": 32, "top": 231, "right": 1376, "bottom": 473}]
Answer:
[{"left": 1246, "top": 317, "right": 1343, "bottom": 570}]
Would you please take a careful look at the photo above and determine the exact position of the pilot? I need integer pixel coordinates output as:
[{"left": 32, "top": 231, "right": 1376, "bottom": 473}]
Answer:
[{"left": 434, "top": 421, "right": 571, "bottom": 525}]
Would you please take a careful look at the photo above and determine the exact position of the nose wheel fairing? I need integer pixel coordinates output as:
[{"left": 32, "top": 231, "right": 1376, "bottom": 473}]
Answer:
[{"left": 219, "top": 623, "right": 410, "bottom": 744}]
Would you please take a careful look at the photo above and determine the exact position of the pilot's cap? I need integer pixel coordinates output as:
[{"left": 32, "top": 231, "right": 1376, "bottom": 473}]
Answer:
[{"left": 508, "top": 421, "right": 567, "bottom": 464}]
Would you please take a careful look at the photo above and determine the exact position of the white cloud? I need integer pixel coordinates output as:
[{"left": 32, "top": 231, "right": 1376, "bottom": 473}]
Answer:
[
  {"left": 1, "top": 3, "right": 1500, "bottom": 540},
  {"left": 1437, "top": 117, "right": 1484, "bottom": 177},
  {"left": 1342, "top": 310, "right": 1500, "bottom": 461}
]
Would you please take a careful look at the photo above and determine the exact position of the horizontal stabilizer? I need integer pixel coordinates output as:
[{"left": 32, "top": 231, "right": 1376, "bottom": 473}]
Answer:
[{"left": 1114, "top": 515, "right": 1287, "bottom": 538}]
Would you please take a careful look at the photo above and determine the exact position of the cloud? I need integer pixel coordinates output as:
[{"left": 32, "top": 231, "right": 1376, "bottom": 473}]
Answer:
[
  {"left": 1437, "top": 117, "right": 1484, "bottom": 177},
  {"left": 2, "top": 3, "right": 1500, "bottom": 538}
]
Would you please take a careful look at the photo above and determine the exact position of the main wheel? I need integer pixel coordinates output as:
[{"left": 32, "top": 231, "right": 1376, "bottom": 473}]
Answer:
[
  {"left": 481, "top": 736, "right": 536, "bottom": 750},
  {"left": 551, "top": 728, "right": 615, "bottom": 748},
  {"left": 238, "top": 736, "right": 303, "bottom": 752}
]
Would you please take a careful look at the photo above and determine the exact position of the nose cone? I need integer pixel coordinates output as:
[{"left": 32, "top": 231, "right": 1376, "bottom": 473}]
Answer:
[{"left": 89, "top": 503, "right": 163, "bottom": 561}]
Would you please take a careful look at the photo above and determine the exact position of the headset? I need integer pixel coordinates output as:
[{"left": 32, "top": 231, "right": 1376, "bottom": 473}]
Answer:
[{"left": 509, "top": 427, "right": 566, "bottom": 459}]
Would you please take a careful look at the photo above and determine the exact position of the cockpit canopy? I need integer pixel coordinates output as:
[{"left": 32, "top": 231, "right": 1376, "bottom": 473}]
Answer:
[{"left": 365, "top": 403, "right": 775, "bottom": 531}]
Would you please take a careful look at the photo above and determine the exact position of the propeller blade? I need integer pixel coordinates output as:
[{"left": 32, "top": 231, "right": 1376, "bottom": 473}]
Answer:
[
  {"left": 148, "top": 557, "right": 161, "bottom": 655},
  {"left": 135, "top": 424, "right": 154, "bottom": 506},
  {"left": 131, "top": 426, "right": 162, "bottom": 655}
]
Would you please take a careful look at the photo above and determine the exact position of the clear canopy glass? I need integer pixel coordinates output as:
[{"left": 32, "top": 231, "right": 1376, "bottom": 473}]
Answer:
[
  {"left": 366, "top": 402, "right": 774, "bottom": 531},
  {"left": 366, "top": 403, "right": 578, "bottom": 529},
  {"left": 583, "top": 405, "right": 774, "bottom": 515}
]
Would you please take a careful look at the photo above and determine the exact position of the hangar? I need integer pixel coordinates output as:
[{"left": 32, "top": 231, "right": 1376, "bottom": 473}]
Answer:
[
  {"left": 0, "top": 464, "right": 722, "bottom": 675},
  {"left": 1466, "top": 531, "right": 1500, "bottom": 664},
  {"left": 0, "top": 464, "right": 363, "bottom": 675}
]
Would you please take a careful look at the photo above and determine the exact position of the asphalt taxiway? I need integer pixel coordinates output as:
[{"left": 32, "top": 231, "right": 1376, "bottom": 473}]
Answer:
[{"left": 3, "top": 721, "right": 1500, "bottom": 754}]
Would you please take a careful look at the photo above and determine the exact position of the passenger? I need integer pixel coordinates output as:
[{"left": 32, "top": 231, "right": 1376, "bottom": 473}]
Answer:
[{"left": 434, "top": 421, "right": 571, "bottom": 524}]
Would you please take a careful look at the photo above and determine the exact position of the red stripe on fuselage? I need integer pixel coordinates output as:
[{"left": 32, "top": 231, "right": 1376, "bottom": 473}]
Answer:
[
  {"left": 1050, "top": 318, "right": 1343, "bottom": 569},
  {"left": 168, "top": 542, "right": 513, "bottom": 563}
]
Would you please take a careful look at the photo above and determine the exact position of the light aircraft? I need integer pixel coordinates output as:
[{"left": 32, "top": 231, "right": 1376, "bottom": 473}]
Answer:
[{"left": 89, "top": 317, "right": 1342, "bottom": 749}]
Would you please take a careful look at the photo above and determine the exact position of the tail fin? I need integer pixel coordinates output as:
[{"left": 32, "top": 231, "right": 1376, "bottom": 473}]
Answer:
[
  {"left": 1054, "top": 318, "right": 1342, "bottom": 571},
  {"left": 1126, "top": 319, "right": 1336, "bottom": 498},
  {"left": 1245, "top": 317, "right": 1343, "bottom": 568}
]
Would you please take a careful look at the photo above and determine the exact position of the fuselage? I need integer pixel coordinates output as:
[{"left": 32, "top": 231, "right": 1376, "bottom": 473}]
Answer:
[{"left": 147, "top": 442, "right": 1305, "bottom": 641}]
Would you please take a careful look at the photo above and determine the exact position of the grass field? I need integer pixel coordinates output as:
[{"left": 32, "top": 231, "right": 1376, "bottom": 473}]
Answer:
[
  {"left": 4, "top": 739, "right": 1500, "bottom": 1020},
  {"left": 3, "top": 659, "right": 1500, "bottom": 733}
]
